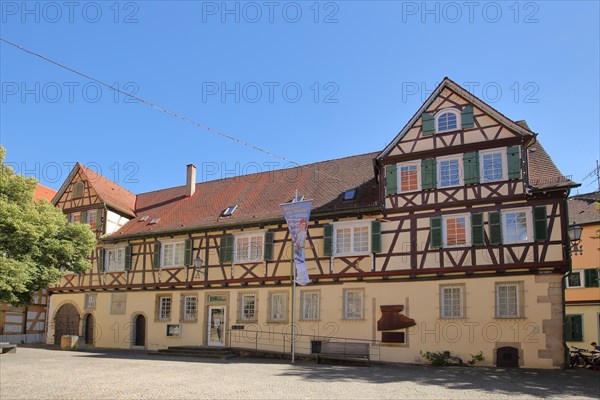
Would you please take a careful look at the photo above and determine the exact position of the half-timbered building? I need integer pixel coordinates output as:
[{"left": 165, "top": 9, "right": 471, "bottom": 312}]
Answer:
[{"left": 46, "top": 78, "right": 577, "bottom": 368}]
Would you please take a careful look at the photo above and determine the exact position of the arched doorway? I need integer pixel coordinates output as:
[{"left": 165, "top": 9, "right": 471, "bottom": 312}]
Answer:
[
  {"left": 134, "top": 314, "right": 146, "bottom": 347},
  {"left": 54, "top": 304, "right": 80, "bottom": 345},
  {"left": 83, "top": 313, "right": 94, "bottom": 345}
]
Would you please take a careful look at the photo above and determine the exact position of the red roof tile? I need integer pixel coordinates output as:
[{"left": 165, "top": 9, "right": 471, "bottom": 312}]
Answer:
[
  {"left": 33, "top": 184, "right": 57, "bottom": 202},
  {"left": 111, "top": 153, "right": 380, "bottom": 238},
  {"left": 527, "top": 139, "right": 577, "bottom": 190},
  {"left": 78, "top": 163, "right": 137, "bottom": 216},
  {"left": 568, "top": 191, "right": 600, "bottom": 225}
]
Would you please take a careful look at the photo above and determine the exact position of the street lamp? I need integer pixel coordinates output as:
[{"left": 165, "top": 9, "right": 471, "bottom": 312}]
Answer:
[
  {"left": 567, "top": 224, "right": 583, "bottom": 255},
  {"left": 194, "top": 256, "right": 203, "bottom": 278}
]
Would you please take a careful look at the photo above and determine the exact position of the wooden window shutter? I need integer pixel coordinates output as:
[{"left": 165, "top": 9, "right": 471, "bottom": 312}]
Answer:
[
  {"left": 471, "top": 213, "right": 484, "bottom": 246},
  {"left": 97, "top": 249, "right": 105, "bottom": 272},
  {"left": 73, "top": 182, "right": 83, "bottom": 198},
  {"left": 124, "top": 245, "right": 132, "bottom": 271},
  {"left": 219, "top": 235, "right": 233, "bottom": 264},
  {"left": 421, "top": 158, "right": 437, "bottom": 190},
  {"left": 385, "top": 164, "right": 398, "bottom": 195},
  {"left": 80, "top": 210, "right": 87, "bottom": 224},
  {"left": 461, "top": 105, "right": 474, "bottom": 129},
  {"left": 422, "top": 113, "right": 435, "bottom": 136},
  {"left": 371, "top": 220, "right": 382, "bottom": 253},
  {"left": 95, "top": 209, "right": 103, "bottom": 231},
  {"left": 565, "top": 315, "right": 583, "bottom": 341},
  {"left": 264, "top": 231, "right": 275, "bottom": 261},
  {"left": 430, "top": 217, "right": 442, "bottom": 249},
  {"left": 584, "top": 269, "right": 599, "bottom": 288},
  {"left": 153, "top": 242, "right": 161, "bottom": 269},
  {"left": 463, "top": 151, "right": 480, "bottom": 185},
  {"left": 507, "top": 146, "right": 521, "bottom": 180},
  {"left": 184, "top": 238, "right": 193, "bottom": 266},
  {"left": 323, "top": 224, "right": 334, "bottom": 256},
  {"left": 533, "top": 206, "right": 548, "bottom": 241},
  {"left": 488, "top": 211, "right": 503, "bottom": 245}
]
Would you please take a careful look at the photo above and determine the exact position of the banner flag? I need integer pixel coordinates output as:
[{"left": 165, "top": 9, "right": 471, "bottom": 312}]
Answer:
[{"left": 280, "top": 199, "right": 313, "bottom": 286}]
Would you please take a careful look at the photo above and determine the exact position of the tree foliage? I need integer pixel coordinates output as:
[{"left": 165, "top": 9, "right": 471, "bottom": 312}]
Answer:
[{"left": 0, "top": 146, "right": 96, "bottom": 305}]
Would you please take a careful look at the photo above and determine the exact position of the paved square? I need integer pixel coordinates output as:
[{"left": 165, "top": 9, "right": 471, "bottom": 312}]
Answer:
[{"left": 0, "top": 347, "right": 598, "bottom": 399}]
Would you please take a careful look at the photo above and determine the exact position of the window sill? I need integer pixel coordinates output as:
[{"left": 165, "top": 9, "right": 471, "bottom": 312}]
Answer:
[
  {"left": 334, "top": 252, "right": 370, "bottom": 258},
  {"left": 438, "top": 183, "right": 463, "bottom": 189},
  {"left": 342, "top": 318, "right": 366, "bottom": 322},
  {"left": 443, "top": 244, "right": 471, "bottom": 249},
  {"left": 494, "top": 316, "right": 524, "bottom": 320}
]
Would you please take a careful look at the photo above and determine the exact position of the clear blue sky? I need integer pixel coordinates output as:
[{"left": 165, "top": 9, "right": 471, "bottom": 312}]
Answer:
[{"left": 1, "top": 1, "right": 599, "bottom": 194}]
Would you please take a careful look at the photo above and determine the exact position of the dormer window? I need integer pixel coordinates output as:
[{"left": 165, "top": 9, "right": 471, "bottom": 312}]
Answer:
[
  {"left": 343, "top": 189, "right": 357, "bottom": 201},
  {"left": 435, "top": 109, "right": 460, "bottom": 133},
  {"left": 222, "top": 205, "right": 238, "bottom": 217}
]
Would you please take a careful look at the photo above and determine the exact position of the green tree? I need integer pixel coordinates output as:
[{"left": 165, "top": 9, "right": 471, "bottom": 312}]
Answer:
[{"left": 0, "top": 146, "right": 96, "bottom": 305}]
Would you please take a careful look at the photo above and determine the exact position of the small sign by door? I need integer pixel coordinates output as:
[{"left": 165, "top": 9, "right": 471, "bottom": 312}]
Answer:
[{"left": 207, "top": 306, "right": 226, "bottom": 346}]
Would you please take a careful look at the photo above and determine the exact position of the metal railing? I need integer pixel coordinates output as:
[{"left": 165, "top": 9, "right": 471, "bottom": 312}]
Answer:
[{"left": 227, "top": 328, "right": 381, "bottom": 361}]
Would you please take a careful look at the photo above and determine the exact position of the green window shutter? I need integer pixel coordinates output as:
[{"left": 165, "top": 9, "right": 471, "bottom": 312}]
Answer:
[
  {"left": 323, "top": 224, "right": 334, "bottom": 256},
  {"left": 219, "top": 235, "right": 233, "bottom": 264},
  {"left": 184, "top": 238, "right": 193, "bottom": 266},
  {"left": 153, "top": 242, "right": 161, "bottom": 269},
  {"left": 421, "top": 158, "right": 437, "bottom": 190},
  {"left": 533, "top": 206, "right": 548, "bottom": 241},
  {"left": 422, "top": 113, "right": 435, "bottom": 136},
  {"left": 463, "top": 151, "right": 480, "bottom": 185},
  {"left": 430, "top": 217, "right": 442, "bottom": 249},
  {"left": 97, "top": 249, "right": 105, "bottom": 272},
  {"left": 565, "top": 315, "right": 583, "bottom": 341},
  {"left": 488, "top": 211, "right": 502, "bottom": 245},
  {"left": 385, "top": 164, "right": 398, "bottom": 195},
  {"left": 507, "top": 146, "right": 521, "bottom": 180},
  {"left": 264, "top": 231, "right": 275, "bottom": 261},
  {"left": 95, "top": 209, "right": 103, "bottom": 231},
  {"left": 73, "top": 182, "right": 83, "bottom": 198},
  {"left": 471, "top": 213, "right": 484, "bottom": 246},
  {"left": 124, "top": 245, "right": 132, "bottom": 271},
  {"left": 584, "top": 269, "right": 599, "bottom": 288},
  {"left": 80, "top": 210, "right": 87, "bottom": 224},
  {"left": 371, "top": 220, "right": 382, "bottom": 253},
  {"left": 461, "top": 105, "right": 474, "bottom": 129}
]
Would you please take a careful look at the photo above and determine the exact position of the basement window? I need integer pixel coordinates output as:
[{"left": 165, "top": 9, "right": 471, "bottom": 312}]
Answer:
[
  {"left": 343, "top": 188, "right": 357, "bottom": 201},
  {"left": 222, "top": 205, "right": 238, "bottom": 217},
  {"left": 149, "top": 217, "right": 161, "bottom": 225}
]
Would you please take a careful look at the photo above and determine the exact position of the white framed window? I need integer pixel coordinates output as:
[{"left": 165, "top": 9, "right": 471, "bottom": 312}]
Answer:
[
  {"left": 397, "top": 162, "right": 420, "bottom": 193},
  {"left": 334, "top": 221, "right": 370, "bottom": 256},
  {"left": 437, "top": 155, "right": 462, "bottom": 188},
  {"left": 343, "top": 289, "right": 364, "bottom": 320},
  {"left": 301, "top": 291, "right": 320, "bottom": 320},
  {"left": 566, "top": 271, "right": 584, "bottom": 289},
  {"left": 159, "top": 296, "right": 171, "bottom": 321},
  {"left": 435, "top": 108, "right": 460, "bottom": 133},
  {"left": 440, "top": 285, "right": 464, "bottom": 319},
  {"left": 502, "top": 208, "right": 533, "bottom": 244},
  {"left": 234, "top": 232, "right": 264, "bottom": 263},
  {"left": 70, "top": 213, "right": 80, "bottom": 224},
  {"left": 183, "top": 296, "right": 198, "bottom": 321},
  {"left": 105, "top": 247, "right": 125, "bottom": 272},
  {"left": 269, "top": 292, "right": 287, "bottom": 322},
  {"left": 443, "top": 214, "right": 471, "bottom": 247},
  {"left": 496, "top": 282, "right": 522, "bottom": 318},
  {"left": 480, "top": 148, "right": 507, "bottom": 182},
  {"left": 161, "top": 241, "right": 185, "bottom": 268},
  {"left": 86, "top": 210, "right": 98, "bottom": 230},
  {"left": 240, "top": 293, "right": 257, "bottom": 321}
]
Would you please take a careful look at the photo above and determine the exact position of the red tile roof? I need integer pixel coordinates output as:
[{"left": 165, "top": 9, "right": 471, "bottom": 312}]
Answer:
[
  {"left": 33, "top": 184, "right": 57, "bottom": 202},
  {"left": 527, "top": 139, "right": 577, "bottom": 191},
  {"left": 110, "top": 153, "right": 380, "bottom": 238},
  {"left": 78, "top": 163, "right": 137, "bottom": 216},
  {"left": 568, "top": 191, "right": 600, "bottom": 225}
]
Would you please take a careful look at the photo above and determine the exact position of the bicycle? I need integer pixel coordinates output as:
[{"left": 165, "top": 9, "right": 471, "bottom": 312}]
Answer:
[{"left": 569, "top": 346, "right": 600, "bottom": 369}]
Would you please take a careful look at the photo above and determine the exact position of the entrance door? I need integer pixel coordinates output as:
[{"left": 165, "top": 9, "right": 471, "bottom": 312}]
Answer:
[
  {"left": 84, "top": 314, "right": 94, "bottom": 345},
  {"left": 207, "top": 306, "right": 225, "bottom": 346},
  {"left": 134, "top": 315, "right": 146, "bottom": 347},
  {"left": 54, "top": 304, "right": 79, "bottom": 344}
]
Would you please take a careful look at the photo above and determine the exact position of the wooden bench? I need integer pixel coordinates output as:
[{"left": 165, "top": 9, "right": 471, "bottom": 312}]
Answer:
[
  {"left": 0, "top": 342, "right": 17, "bottom": 354},
  {"left": 316, "top": 341, "right": 370, "bottom": 366}
]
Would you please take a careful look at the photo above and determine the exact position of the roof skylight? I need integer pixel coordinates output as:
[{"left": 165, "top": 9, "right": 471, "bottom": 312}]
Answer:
[{"left": 222, "top": 205, "right": 238, "bottom": 217}]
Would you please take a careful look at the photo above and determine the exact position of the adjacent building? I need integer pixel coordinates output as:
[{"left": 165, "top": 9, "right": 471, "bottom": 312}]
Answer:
[
  {"left": 46, "top": 78, "right": 578, "bottom": 368},
  {"left": 565, "top": 191, "right": 600, "bottom": 348}
]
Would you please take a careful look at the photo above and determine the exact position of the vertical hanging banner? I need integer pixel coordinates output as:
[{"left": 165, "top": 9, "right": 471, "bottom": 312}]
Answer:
[{"left": 280, "top": 199, "right": 313, "bottom": 286}]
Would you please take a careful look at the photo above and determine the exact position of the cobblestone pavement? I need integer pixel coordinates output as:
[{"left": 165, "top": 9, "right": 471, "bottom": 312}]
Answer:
[{"left": 1, "top": 347, "right": 599, "bottom": 399}]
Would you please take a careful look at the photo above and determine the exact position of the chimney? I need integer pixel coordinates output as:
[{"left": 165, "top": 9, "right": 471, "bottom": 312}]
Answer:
[{"left": 186, "top": 164, "right": 196, "bottom": 197}]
